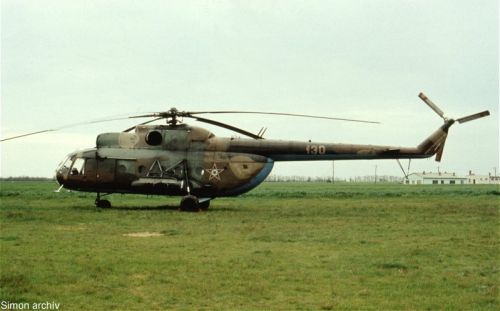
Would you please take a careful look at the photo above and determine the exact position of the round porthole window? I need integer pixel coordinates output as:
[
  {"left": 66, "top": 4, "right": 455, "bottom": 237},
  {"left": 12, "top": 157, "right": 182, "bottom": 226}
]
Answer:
[{"left": 145, "top": 131, "right": 163, "bottom": 146}]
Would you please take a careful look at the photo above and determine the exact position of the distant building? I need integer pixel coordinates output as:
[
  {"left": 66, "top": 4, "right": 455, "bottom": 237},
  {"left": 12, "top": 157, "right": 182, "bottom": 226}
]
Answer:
[
  {"left": 468, "top": 170, "right": 500, "bottom": 185},
  {"left": 406, "top": 172, "right": 467, "bottom": 185}
]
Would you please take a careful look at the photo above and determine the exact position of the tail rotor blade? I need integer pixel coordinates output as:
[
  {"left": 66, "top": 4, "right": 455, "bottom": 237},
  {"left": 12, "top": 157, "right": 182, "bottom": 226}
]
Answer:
[
  {"left": 419, "top": 92, "right": 446, "bottom": 120},
  {"left": 456, "top": 110, "right": 490, "bottom": 124}
]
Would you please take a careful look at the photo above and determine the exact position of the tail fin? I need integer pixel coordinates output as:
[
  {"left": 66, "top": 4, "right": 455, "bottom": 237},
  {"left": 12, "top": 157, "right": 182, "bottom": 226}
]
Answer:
[{"left": 417, "top": 120, "right": 454, "bottom": 162}]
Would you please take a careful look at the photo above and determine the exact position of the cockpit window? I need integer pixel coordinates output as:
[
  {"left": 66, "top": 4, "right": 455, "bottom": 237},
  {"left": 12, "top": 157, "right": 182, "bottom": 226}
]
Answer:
[
  {"left": 71, "top": 158, "right": 85, "bottom": 175},
  {"left": 58, "top": 156, "right": 72, "bottom": 171}
]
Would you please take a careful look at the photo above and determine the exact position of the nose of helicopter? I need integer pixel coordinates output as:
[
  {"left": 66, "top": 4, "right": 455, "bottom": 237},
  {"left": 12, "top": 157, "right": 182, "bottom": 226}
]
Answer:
[
  {"left": 55, "top": 154, "right": 72, "bottom": 185},
  {"left": 55, "top": 169, "right": 64, "bottom": 185}
]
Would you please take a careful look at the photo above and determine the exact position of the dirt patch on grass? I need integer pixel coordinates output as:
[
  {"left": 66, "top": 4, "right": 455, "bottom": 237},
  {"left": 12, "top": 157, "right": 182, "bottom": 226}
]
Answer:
[
  {"left": 55, "top": 224, "right": 87, "bottom": 231},
  {"left": 123, "top": 232, "right": 164, "bottom": 237}
]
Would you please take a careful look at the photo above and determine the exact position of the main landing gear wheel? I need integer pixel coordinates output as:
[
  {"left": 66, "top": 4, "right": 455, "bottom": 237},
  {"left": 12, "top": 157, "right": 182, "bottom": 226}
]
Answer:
[
  {"left": 95, "top": 193, "right": 111, "bottom": 208},
  {"left": 95, "top": 199, "right": 111, "bottom": 208},
  {"left": 199, "top": 200, "right": 210, "bottom": 211},
  {"left": 180, "top": 195, "right": 200, "bottom": 212}
]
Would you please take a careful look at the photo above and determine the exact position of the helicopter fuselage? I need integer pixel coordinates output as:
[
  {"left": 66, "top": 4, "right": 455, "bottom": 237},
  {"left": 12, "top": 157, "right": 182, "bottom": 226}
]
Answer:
[
  {"left": 56, "top": 124, "right": 274, "bottom": 198},
  {"left": 56, "top": 121, "right": 450, "bottom": 199}
]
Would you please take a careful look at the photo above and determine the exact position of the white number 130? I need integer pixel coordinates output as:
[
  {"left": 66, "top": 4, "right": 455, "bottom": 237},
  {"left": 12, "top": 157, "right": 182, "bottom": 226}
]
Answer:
[{"left": 306, "top": 145, "right": 326, "bottom": 155}]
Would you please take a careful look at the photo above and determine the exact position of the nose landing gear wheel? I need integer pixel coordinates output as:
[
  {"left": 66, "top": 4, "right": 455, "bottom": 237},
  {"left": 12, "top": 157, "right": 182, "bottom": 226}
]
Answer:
[{"left": 180, "top": 195, "right": 200, "bottom": 212}]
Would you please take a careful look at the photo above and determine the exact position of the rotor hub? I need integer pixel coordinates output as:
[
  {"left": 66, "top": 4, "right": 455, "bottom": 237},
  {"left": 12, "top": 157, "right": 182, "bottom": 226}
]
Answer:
[{"left": 166, "top": 107, "right": 182, "bottom": 125}]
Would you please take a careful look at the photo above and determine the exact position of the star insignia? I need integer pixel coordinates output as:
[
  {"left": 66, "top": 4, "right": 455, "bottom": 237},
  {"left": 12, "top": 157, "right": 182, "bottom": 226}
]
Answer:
[{"left": 205, "top": 163, "right": 225, "bottom": 181}]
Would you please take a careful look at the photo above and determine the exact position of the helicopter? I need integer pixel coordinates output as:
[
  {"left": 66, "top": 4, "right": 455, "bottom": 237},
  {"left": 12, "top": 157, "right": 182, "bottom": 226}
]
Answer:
[{"left": 1, "top": 93, "right": 490, "bottom": 211}]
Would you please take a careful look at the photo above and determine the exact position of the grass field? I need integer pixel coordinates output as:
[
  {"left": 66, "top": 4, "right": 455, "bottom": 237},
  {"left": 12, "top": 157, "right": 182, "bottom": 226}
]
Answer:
[{"left": 0, "top": 181, "right": 498, "bottom": 310}]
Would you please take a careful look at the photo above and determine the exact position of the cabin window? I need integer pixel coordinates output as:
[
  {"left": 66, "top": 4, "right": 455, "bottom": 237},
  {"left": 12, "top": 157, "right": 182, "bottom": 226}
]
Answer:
[
  {"left": 71, "top": 158, "right": 85, "bottom": 175},
  {"left": 138, "top": 165, "right": 146, "bottom": 175},
  {"left": 450, "top": 180, "right": 455, "bottom": 184},
  {"left": 432, "top": 180, "right": 438, "bottom": 184},
  {"left": 117, "top": 160, "right": 135, "bottom": 175}
]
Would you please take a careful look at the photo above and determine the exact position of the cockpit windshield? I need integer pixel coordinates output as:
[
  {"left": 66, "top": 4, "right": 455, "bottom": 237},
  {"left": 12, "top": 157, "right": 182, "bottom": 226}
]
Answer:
[
  {"left": 57, "top": 156, "right": 73, "bottom": 171},
  {"left": 57, "top": 154, "right": 87, "bottom": 176}
]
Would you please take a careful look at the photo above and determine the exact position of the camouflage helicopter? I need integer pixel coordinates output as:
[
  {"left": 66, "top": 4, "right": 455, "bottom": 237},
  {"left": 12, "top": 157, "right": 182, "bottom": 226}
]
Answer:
[{"left": 1, "top": 93, "right": 490, "bottom": 211}]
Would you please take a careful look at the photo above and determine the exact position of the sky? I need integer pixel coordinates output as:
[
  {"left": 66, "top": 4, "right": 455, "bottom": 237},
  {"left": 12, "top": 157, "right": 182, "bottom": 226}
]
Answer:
[{"left": 1, "top": 0, "right": 498, "bottom": 179}]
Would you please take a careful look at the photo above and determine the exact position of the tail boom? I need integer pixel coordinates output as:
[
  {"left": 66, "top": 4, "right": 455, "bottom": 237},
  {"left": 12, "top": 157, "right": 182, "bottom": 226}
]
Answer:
[{"left": 224, "top": 116, "right": 479, "bottom": 163}]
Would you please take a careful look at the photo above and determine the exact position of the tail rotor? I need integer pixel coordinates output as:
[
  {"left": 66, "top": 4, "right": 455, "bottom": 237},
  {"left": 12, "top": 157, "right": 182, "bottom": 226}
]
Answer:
[
  {"left": 419, "top": 92, "right": 490, "bottom": 123},
  {"left": 417, "top": 92, "right": 490, "bottom": 161}
]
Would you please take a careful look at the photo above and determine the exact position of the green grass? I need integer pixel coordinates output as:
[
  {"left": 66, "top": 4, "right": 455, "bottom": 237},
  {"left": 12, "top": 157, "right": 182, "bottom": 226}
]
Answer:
[{"left": 1, "top": 181, "right": 498, "bottom": 310}]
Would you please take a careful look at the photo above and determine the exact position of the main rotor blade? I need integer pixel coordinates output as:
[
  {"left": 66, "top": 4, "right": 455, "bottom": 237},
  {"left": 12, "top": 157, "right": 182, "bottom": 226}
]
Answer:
[
  {"left": 128, "top": 113, "right": 161, "bottom": 119},
  {"left": 1, "top": 116, "right": 136, "bottom": 142},
  {"left": 123, "top": 117, "right": 164, "bottom": 132},
  {"left": 127, "top": 108, "right": 185, "bottom": 119},
  {"left": 189, "top": 111, "right": 380, "bottom": 124},
  {"left": 1, "top": 130, "right": 55, "bottom": 142},
  {"left": 456, "top": 110, "right": 490, "bottom": 124},
  {"left": 418, "top": 92, "right": 445, "bottom": 119},
  {"left": 190, "top": 116, "right": 262, "bottom": 139}
]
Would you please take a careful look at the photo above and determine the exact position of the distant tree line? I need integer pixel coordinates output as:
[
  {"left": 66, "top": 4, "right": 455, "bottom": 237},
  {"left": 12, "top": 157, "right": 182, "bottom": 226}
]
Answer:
[
  {"left": 0, "top": 176, "right": 55, "bottom": 181},
  {"left": 265, "top": 175, "right": 403, "bottom": 183}
]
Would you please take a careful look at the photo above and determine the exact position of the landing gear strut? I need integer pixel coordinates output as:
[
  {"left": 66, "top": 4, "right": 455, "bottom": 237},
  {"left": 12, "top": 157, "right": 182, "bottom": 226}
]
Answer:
[{"left": 95, "top": 192, "right": 111, "bottom": 208}]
